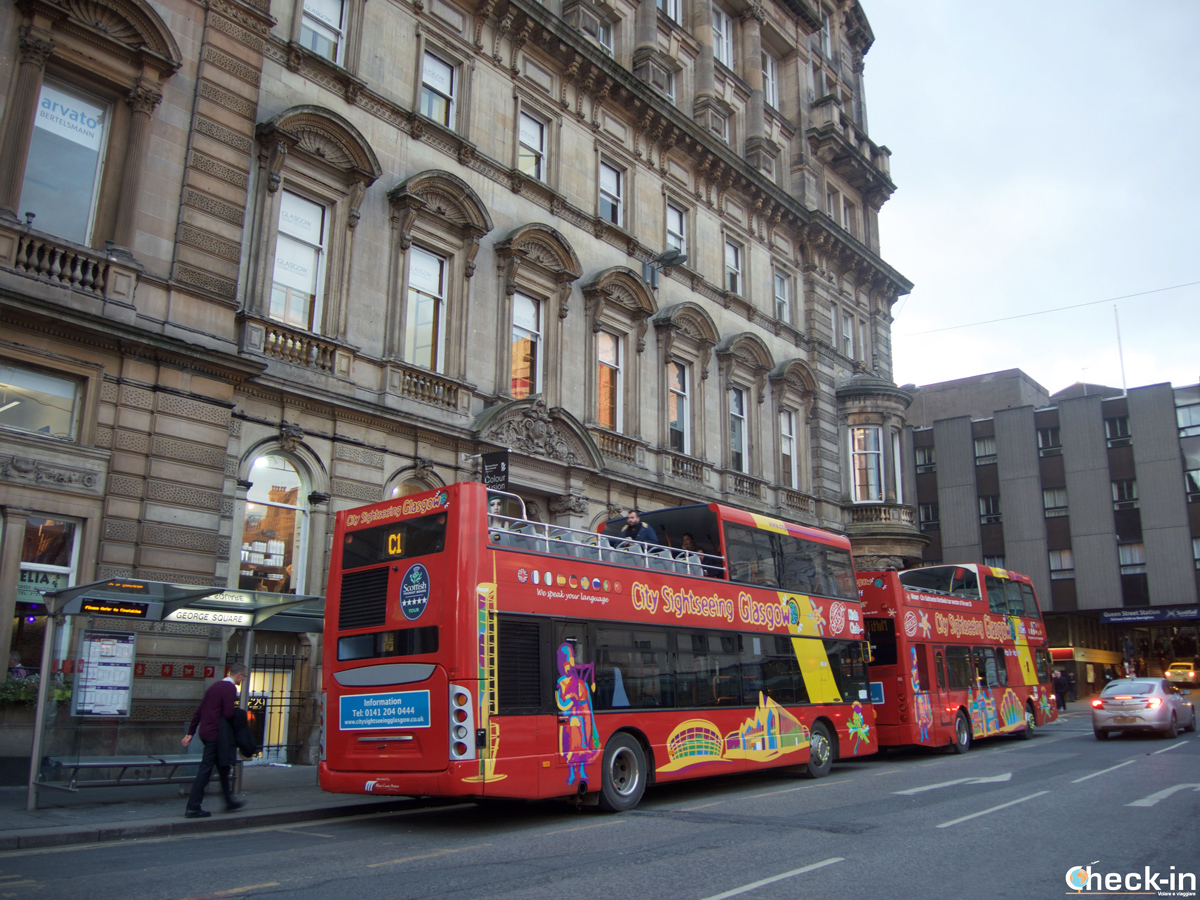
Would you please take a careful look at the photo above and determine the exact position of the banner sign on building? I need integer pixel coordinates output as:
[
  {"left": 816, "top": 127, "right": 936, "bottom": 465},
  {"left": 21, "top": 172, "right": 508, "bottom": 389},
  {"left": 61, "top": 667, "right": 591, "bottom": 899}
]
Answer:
[
  {"left": 481, "top": 450, "right": 509, "bottom": 491},
  {"left": 1100, "top": 607, "right": 1200, "bottom": 624}
]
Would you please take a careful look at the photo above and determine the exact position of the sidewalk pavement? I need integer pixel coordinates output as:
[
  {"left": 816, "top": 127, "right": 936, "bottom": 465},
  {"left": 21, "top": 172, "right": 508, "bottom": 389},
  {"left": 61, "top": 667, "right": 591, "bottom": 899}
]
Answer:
[{"left": 0, "top": 763, "right": 415, "bottom": 851}]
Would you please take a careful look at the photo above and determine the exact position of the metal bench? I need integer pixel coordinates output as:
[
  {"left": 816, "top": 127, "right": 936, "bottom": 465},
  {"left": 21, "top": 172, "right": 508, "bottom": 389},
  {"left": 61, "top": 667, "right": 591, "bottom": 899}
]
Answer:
[{"left": 41, "top": 753, "right": 202, "bottom": 791}]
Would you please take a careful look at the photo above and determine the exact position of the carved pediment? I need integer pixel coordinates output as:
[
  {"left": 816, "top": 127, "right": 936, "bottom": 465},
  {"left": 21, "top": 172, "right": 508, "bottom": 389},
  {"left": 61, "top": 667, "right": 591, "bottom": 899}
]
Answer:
[{"left": 474, "top": 396, "right": 602, "bottom": 469}]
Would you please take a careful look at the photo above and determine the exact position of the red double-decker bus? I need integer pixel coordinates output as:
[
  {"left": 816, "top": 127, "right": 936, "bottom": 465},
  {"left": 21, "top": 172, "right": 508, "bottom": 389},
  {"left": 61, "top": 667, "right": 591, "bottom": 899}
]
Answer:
[
  {"left": 859, "top": 564, "right": 1057, "bottom": 754},
  {"left": 319, "top": 482, "right": 876, "bottom": 810}
]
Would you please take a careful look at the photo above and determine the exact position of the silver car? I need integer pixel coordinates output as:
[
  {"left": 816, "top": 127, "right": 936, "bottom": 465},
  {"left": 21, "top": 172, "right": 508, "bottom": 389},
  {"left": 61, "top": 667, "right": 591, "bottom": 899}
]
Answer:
[{"left": 1092, "top": 678, "right": 1196, "bottom": 739}]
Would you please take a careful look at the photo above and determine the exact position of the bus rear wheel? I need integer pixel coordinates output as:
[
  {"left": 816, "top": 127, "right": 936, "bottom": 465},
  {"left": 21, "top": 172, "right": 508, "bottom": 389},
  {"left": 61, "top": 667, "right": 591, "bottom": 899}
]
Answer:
[
  {"left": 1017, "top": 703, "right": 1036, "bottom": 739},
  {"left": 951, "top": 712, "right": 972, "bottom": 754},
  {"left": 598, "top": 733, "right": 646, "bottom": 812},
  {"left": 805, "top": 722, "right": 833, "bottom": 778}
]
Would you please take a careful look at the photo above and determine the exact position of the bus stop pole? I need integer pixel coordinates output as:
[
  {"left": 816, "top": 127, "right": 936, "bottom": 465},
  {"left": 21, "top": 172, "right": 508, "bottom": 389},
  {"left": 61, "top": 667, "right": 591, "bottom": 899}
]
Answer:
[
  {"left": 233, "top": 626, "right": 254, "bottom": 793},
  {"left": 25, "top": 610, "right": 59, "bottom": 811}
]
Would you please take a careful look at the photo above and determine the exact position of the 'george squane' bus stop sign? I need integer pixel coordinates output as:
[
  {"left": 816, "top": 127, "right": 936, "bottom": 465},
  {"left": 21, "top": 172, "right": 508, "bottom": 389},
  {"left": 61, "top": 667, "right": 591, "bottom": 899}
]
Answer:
[{"left": 481, "top": 450, "right": 509, "bottom": 491}]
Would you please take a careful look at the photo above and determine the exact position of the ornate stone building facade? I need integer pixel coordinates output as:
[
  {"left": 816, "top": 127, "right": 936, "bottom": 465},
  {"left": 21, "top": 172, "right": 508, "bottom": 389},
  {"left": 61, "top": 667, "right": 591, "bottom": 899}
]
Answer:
[{"left": 0, "top": 0, "right": 921, "bottom": 761}]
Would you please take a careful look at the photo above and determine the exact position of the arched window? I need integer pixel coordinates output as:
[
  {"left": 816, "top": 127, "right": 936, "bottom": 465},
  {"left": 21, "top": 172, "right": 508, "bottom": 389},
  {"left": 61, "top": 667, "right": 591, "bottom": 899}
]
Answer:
[
  {"left": 652, "top": 302, "right": 718, "bottom": 470},
  {"left": 580, "top": 267, "right": 657, "bottom": 437},
  {"left": 715, "top": 333, "right": 773, "bottom": 491},
  {"left": 387, "top": 171, "right": 493, "bottom": 391},
  {"left": 250, "top": 107, "right": 381, "bottom": 348},
  {"left": 0, "top": 0, "right": 182, "bottom": 251},
  {"left": 770, "top": 360, "right": 817, "bottom": 495},
  {"left": 239, "top": 455, "right": 309, "bottom": 594},
  {"left": 493, "top": 224, "right": 582, "bottom": 406}
]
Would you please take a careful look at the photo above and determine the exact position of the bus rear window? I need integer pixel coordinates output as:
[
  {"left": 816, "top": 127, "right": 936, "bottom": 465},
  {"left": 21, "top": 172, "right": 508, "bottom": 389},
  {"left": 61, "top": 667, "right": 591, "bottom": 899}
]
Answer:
[
  {"left": 900, "top": 566, "right": 980, "bottom": 600},
  {"left": 865, "top": 617, "right": 897, "bottom": 667},
  {"left": 338, "top": 626, "right": 439, "bottom": 661},
  {"left": 340, "top": 513, "right": 447, "bottom": 569}
]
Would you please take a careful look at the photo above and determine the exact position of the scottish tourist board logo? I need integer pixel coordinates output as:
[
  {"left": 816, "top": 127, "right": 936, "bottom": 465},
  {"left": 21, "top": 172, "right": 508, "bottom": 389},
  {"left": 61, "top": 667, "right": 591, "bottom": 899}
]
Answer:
[{"left": 400, "top": 563, "right": 431, "bottom": 620}]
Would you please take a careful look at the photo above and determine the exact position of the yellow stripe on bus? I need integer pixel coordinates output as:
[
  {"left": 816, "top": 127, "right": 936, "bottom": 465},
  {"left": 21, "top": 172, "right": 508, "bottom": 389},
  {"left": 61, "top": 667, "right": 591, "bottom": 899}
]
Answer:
[
  {"left": 1008, "top": 614, "right": 1039, "bottom": 686},
  {"left": 778, "top": 592, "right": 842, "bottom": 704}
]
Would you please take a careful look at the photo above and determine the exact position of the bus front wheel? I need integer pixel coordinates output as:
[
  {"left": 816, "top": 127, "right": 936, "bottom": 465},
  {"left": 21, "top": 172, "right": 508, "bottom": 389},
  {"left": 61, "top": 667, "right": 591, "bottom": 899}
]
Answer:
[
  {"left": 805, "top": 722, "right": 834, "bottom": 778},
  {"left": 598, "top": 733, "right": 646, "bottom": 812},
  {"left": 1017, "top": 703, "right": 1036, "bottom": 739},
  {"left": 951, "top": 712, "right": 972, "bottom": 754}
]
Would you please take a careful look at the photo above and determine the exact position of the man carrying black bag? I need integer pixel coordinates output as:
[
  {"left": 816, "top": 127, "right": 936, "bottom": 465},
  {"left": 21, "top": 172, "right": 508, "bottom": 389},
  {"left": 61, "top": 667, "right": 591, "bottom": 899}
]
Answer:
[{"left": 182, "top": 663, "right": 251, "bottom": 818}]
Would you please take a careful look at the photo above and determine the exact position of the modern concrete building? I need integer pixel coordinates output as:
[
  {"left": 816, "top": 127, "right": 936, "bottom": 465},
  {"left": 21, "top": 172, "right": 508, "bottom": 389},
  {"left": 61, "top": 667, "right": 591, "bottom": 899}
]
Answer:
[
  {"left": 0, "top": 0, "right": 919, "bottom": 770},
  {"left": 907, "top": 370, "right": 1200, "bottom": 694}
]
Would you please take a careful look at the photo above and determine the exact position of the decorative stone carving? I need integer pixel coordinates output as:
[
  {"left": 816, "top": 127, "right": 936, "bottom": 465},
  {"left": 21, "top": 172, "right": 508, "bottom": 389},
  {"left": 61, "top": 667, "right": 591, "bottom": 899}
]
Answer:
[
  {"left": 280, "top": 421, "right": 305, "bottom": 451},
  {"left": 485, "top": 397, "right": 581, "bottom": 465},
  {"left": 0, "top": 456, "right": 100, "bottom": 492},
  {"left": 549, "top": 493, "right": 589, "bottom": 516}
]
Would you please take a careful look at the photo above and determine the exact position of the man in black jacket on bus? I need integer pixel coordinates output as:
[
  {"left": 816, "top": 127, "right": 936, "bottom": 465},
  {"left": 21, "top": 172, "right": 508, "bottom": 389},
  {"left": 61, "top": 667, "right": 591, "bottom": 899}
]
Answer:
[{"left": 618, "top": 509, "right": 658, "bottom": 546}]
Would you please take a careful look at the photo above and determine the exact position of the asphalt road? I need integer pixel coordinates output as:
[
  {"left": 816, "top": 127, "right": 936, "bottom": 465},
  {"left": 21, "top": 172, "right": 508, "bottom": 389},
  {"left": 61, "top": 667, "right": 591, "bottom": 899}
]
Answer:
[{"left": 3, "top": 710, "right": 1198, "bottom": 900}]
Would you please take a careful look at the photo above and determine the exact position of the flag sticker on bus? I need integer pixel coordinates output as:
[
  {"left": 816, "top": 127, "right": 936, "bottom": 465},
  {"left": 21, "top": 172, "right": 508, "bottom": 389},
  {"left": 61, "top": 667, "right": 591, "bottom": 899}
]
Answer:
[
  {"left": 339, "top": 691, "right": 431, "bottom": 730},
  {"left": 400, "top": 563, "right": 431, "bottom": 620}
]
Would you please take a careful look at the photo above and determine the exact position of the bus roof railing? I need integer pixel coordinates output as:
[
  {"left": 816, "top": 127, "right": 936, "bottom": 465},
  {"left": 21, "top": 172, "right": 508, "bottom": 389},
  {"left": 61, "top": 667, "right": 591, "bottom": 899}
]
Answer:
[{"left": 486, "top": 512, "right": 725, "bottom": 577}]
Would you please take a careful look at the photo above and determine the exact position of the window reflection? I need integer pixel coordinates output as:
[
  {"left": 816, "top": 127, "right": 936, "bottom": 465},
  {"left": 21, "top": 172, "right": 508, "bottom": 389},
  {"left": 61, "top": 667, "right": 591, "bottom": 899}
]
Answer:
[{"left": 240, "top": 455, "right": 307, "bottom": 594}]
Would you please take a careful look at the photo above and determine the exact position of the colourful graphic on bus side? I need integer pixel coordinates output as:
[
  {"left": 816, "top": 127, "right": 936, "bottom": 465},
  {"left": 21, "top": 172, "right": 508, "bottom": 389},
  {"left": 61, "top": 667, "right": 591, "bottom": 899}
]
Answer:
[
  {"left": 556, "top": 642, "right": 601, "bottom": 787},
  {"left": 910, "top": 646, "right": 933, "bottom": 744},
  {"left": 846, "top": 701, "right": 871, "bottom": 753},
  {"left": 657, "top": 693, "right": 811, "bottom": 773},
  {"left": 463, "top": 582, "right": 506, "bottom": 783}
]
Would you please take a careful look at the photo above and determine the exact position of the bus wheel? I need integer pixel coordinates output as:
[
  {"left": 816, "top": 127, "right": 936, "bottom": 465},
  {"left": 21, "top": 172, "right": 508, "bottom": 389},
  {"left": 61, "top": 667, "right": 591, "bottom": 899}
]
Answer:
[
  {"left": 1017, "top": 703, "right": 1036, "bottom": 740},
  {"left": 598, "top": 733, "right": 646, "bottom": 812},
  {"left": 951, "top": 712, "right": 972, "bottom": 754},
  {"left": 805, "top": 723, "right": 834, "bottom": 778}
]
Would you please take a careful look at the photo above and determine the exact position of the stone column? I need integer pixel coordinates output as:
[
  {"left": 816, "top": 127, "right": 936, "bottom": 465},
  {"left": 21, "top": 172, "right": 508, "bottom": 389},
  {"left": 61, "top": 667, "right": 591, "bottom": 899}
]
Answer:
[
  {"left": 635, "top": 0, "right": 658, "bottom": 56},
  {"left": 0, "top": 507, "right": 32, "bottom": 666},
  {"left": 111, "top": 80, "right": 163, "bottom": 253},
  {"left": 740, "top": 7, "right": 765, "bottom": 140},
  {"left": 0, "top": 27, "right": 54, "bottom": 219},
  {"left": 693, "top": 0, "right": 715, "bottom": 100}
]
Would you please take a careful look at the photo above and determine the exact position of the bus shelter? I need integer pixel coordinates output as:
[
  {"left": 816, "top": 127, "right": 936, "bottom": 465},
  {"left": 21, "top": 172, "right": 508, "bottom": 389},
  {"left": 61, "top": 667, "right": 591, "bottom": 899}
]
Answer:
[{"left": 26, "top": 578, "right": 323, "bottom": 809}]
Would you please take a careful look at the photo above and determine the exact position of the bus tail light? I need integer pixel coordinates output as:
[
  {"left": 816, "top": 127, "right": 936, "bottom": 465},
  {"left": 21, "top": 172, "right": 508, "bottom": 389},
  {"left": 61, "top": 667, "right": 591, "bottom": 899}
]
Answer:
[{"left": 448, "top": 684, "right": 476, "bottom": 761}]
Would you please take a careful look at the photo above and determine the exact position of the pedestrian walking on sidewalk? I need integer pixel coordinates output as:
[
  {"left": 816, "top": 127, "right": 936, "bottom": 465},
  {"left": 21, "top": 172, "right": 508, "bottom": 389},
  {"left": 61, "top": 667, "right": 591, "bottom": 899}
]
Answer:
[
  {"left": 1052, "top": 670, "right": 1068, "bottom": 711},
  {"left": 182, "top": 663, "right": 248, "bottom": 817}
]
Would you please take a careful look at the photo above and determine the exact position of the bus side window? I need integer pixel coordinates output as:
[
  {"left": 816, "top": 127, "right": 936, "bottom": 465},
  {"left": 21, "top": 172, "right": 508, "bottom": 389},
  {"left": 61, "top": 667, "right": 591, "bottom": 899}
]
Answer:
[
  {"left": 934, "top": 649, "right": 946, "bottom": 691},
  {"left": 952, "top": 567, "right": 980, "bottom": 600},
  {"left": 1019, "top": 583, "right": 1039, "bottom": 618},
  {"left": 973, "top": 646, "right": 999, "bottom": 688},
  {"left": 993, "top": 648, "right": 1009, "bottom": 686},
  {"left": 912, "top": 644, "right": 930, "bottom": 692},
  {"left": 984, "top": 576, "right": 1007, "bottom": 615},
  {"left": 944, "top": 646, "right": 973, "bottom": 690},
  {"left": 1004, "top": 580, "right": 1026, "bottom": 617},
  {"left": 724, "top": 523, "right": 779, "bottom": 587}
]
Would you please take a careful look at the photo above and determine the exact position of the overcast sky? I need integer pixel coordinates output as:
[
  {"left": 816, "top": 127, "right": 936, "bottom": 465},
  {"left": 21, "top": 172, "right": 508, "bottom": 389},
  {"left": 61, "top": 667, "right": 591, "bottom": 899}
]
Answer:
[{"left": 861, "top": 1, "right": 1199, "bottom": 395}]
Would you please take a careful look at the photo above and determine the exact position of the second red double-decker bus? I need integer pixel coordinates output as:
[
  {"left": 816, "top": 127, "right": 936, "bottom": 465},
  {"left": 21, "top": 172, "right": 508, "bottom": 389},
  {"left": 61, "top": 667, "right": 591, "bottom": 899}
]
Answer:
[
  {"left": 859, "top": 564, "right": 1057, "bottom": 753},
  {"left": 319, "top": 482, "right": 876, "bottom": 810}
]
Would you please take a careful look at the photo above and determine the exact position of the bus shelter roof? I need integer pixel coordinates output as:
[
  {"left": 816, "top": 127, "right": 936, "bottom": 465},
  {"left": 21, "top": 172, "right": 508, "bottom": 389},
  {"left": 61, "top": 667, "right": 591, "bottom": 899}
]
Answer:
[{"left": 40, "top": 578, "right": 325, "bottom": 632}]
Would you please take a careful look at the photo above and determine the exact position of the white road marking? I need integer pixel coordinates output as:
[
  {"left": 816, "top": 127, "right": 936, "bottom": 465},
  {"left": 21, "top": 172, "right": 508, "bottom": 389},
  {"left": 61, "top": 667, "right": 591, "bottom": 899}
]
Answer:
[
  {"left": 935, "top": 791, "right": 1050, "bottom": 828},
  {"left": 699, "top": 858, "right": 845, "bottom": 900},
  {"left": 1071, "top": 760, "right": 1136, "bottom": 783},
  {"left": 1150, "top": 741, "right": 1187, "bottom": 755},
  {"left": 894, "top": 773, "right": 1012, "bottom": 795},
  {"left": 1125, "top": 784, "right": 1200, "bottom": 807}
]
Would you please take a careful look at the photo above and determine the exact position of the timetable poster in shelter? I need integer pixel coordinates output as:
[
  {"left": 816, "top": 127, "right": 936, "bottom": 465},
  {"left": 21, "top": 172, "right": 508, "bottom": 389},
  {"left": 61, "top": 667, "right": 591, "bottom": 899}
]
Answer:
[{"left": 73, "top": 630, "right": 137, "bottom": 717}]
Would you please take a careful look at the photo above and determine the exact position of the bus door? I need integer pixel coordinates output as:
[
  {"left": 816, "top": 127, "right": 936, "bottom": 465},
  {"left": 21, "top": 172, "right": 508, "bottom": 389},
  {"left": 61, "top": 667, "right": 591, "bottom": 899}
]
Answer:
[
  {"left": 933, "top": 648, "right": 953, "bottom": 729},
  {"left": 909, "top": 644, "right": 935, "bottom": 745}
]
